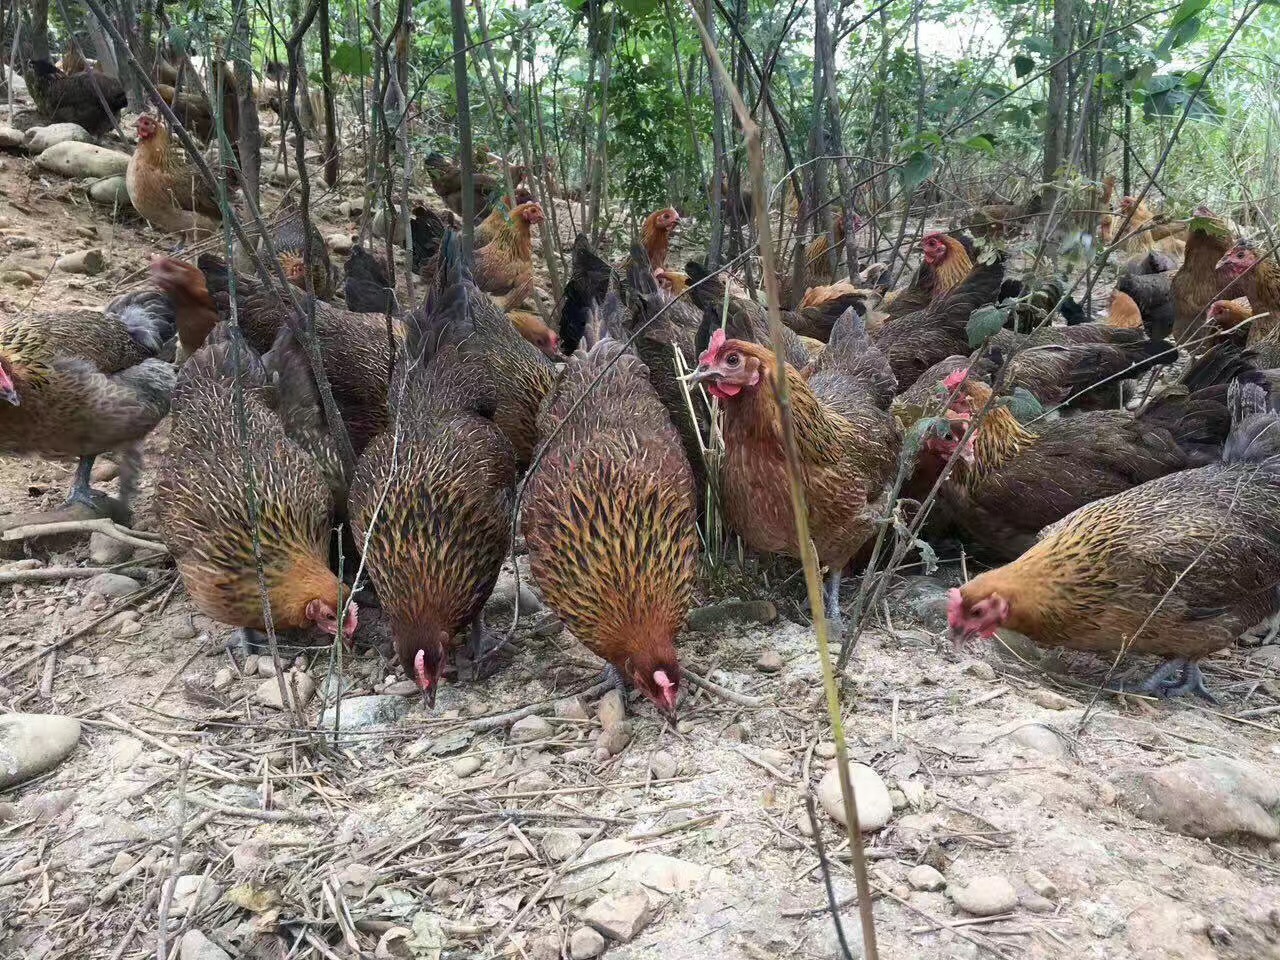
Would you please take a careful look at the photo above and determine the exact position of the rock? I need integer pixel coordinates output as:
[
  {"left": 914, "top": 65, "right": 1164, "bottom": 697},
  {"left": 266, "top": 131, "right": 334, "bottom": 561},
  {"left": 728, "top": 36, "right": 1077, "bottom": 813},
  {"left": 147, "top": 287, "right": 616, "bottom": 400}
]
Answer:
[
  {"left": 1024, "top": 869, "right": 1057, "bottom": 900},
  {"left": 55, "top": 249, "right": 105, "bottom": 275},
  {"left": 1008, "top": 724, "right": 1065, "bottom": 758},
  {"left": 36, "top": 141, "right": 129, "bottom": 179},
  {"left": 890, "top": 576, "right": 951, "bottom": 629},
  {"left": 109, "top": 851, "right": 136, "bottom": 876},
  {"left": 0, "top": 714, "right": 81, "bottom": 788},
  {"left": 263, "top": 162, "right": 298, "bottom": 186},
  {"left": 380, "top": 679, "right": 419, "bottom": 697},
  {"left": 179, "top": 931, "right": 231, "bottom": 960},
  {"left": 0, "top": 126, "right": 23, "bottom": 148},
  {"left": 582, "top": 889, "right": 653, "bottom": 942},
  {"left": 88, "top": 175, "right": 131, "bottom": 207},
  {"left": 1021, "top": 892, "right": 1056, "bottom": 913},
  {"left": 950, "top": 875, "right": 1018, "bottom": 916},
  {"left": 170, "top": 875, "right": 222, "bottom": 917},
  {"left": 907, "top": 864, "right": 946, "bottom": 891},
  {"left": 25, "top": 123, "right": 92, "bottom": 153},
  {"left": 597, "top": 722, "right": 631, "bottom": 757},
  {"left": 686, "top": 599, "right": 777, "bottom": 631},
  {"left": 556, "top": 697, "right": 589, "bottom": 721},
  {"left": 327, "top": 234, "right": 353, "bottom": 254},
  {"left": 649, "top": 750, "right": 678, "bottom": 780},
  {"left": 118, "top": 620, "right": 142, "bottom": 637},
  {"left": 319, "top": 696, "right": 410, "bottom": 731},
  {"left": 724, "top": 722, "right": 748, "bottom": 743},
  {"left": 108, "top": 736, "right": 143, "bottom": 768},
  {"left": 597, "top": 690, "right": 626, "bottom": 729},
  {"left": 452, "top": 755, "right": 484, "bottom": 778},
  {"left": 570, "top": 927, "right": 606, "bottom": 959},
  {"left": 963, "top": 660, "right": 996, "bottom": 681},
  {"left": 1112, "top": 757, "right": 1280, "bottom": 840},
  {"left": 543, "top": 828, "right": 582, "bottom": 863},
  {"left": 83, "top": 573, "right": 140, "bottom": 598},
  {"left": 170, "top": 618, "right": 197, "bottom": 641},
  {"left": 817, "top": 762, "right": 893, "bottom": 831},
  {"left": 484, "top": 572, "right": 543, "bottom": 618},
  {"left": 87, "top": 531, "right": 132, "bottom": 565},
  {"left": 1025, "top": 688, "right": 1075, "bottom": 710},
  {"left": 0, "top": 270, "right": 33, "bottom": 287},
  {"left": 755, "top": 649, "right": 784, "bottom": 673},
  {"left": 815, "top": 741, "right": 836, "bottom": 760},
  {"left": 212, "top": 668, "right": 233, "bottom": 691},
  {"left": 257, "top": 657, "right": 277, "bottom": 678},
  {"left": 510, "top": 715, "right": 553, "bottom": 744},
  {"left": 255, "top": 673, "right": 316, "bottom": 711}
]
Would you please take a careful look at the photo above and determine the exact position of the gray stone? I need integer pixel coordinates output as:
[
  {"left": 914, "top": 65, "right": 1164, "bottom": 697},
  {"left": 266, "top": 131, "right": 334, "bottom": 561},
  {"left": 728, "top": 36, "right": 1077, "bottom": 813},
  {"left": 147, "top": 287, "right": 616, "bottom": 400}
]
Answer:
[
  {"left": 649, "top": 750, "right": 678, "bottom": 780},
  {"left": 319, "top": 696, "right": 410, "bottom": 731},
  {"left": 1112, "top": 757, "right": 1280, "bottom": 840},
  {"left": 485, "top": 572, "right": 543, "bottom": 618},
  {"left": 0, "top": 714, "right": 81, "bottom": 788},
  {"left": 36, "top": 141, "right": 129, "bottom": 179},
  {"left": 212, "top": 668, "right": 233, "bottom": 691},
  {"left": 88, "top": 175, "right": 131, "bottom": 207},
  {"left": 582, "top": 889, "right": 653, "bottom": 942},
  {"left": 109, "top": 851, "right": 136, "bottom": 876},
  {"left": 170, "top": 618, "right": 197, "bottom": 641},
  {"left": 1024, "top": 869, "right": 1057, "bottom": 900},
  {"left": 907, "top": 864, "right": 946, "bottom": 891},
  {"left": 570, "top": 926, "right": 606, "bottom": 959},
  {"left": 452, "top": 755, "right": 483, "bottom": 778},
  {"left": 88, "top": 532, "right": 132, "bottom": 565},
  {"left": 542, "top": 828, "right": 582, "bottom": 863},
  {"left": 950, "top": 875, "right": 1018, "bottom": 916},
  {"left": 890, "top": 576, "right": 951, "bottom": 629},
  {"left": 263, "top": 161, "right": 298, "bottom": 186},
  {"left": 54, "top": 249, "right": 104, "bottom": 275},
  {"left": 179, "top": 930, "right": 231, "bottom": 960},
  {"left": 83, "top": 573, "right": 140, "bottom": 598},
  {"left": 0, "top": 126, "right": 23, "bottom": 148},
  {"left": 556, "top": 697, "right": 589, "bottom": 721},
  {"left": 1025, "top": 688, "right": 1075, "bottom": 710},
  {"left": 1008, "top": 724, "right": 1066, "bottom": 758},
  {"left": 169, "top": 875, "right": 222, "bottom": 917},
  {"left": 1021, "top": 892, "right": 1056, "bottom": 913},
  {"left": 25, "top": 123, "right": 92, "bottom": 153},
  {"left": 756, "top": 649, "right": 784, "bottom": 672},
  {"left": 255, "top": 673, "right": 316, "bottom": 711},
  {"left": 817, "top": 762, "right": 893, "bottom": 831},
  {"left": 510, "top": 715, "right": 553, "bottom": 744},
  {"left": 597, "top": 722, "right": 631, "bottom": 757},
  {"left": 963, "top": 660, "right": 996, "bottom": 681},
  {"left": 327, "top": 234, "right": 353, "bottom": 255}
]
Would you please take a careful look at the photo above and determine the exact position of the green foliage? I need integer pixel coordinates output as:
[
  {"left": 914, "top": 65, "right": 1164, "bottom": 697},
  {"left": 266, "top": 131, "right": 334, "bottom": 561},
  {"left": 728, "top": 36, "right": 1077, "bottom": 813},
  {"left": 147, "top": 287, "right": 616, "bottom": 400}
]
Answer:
[{"left": 967, "top": 306, "right": 1009, "bottom": 348}]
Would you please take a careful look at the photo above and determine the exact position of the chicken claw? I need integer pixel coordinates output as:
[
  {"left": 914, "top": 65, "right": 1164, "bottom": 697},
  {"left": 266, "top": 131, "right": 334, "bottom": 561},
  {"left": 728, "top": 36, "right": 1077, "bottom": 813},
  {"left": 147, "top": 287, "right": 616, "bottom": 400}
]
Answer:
[
  {"left": 456, "top": 618, "right": 510, "bottom": 682},
  {"left": 64, "top": 455, "right": 129, "bottom": 523},
  {"left": 1125, "top": 658, "right": 1219, "bottom": 704}
]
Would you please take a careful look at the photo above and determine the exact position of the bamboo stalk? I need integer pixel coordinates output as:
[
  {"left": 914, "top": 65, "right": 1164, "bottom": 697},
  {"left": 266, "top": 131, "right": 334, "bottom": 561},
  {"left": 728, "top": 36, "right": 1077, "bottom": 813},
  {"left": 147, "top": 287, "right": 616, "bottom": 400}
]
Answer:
[{"left": 683, "top": 6, "right": 878, "bottom": 958}]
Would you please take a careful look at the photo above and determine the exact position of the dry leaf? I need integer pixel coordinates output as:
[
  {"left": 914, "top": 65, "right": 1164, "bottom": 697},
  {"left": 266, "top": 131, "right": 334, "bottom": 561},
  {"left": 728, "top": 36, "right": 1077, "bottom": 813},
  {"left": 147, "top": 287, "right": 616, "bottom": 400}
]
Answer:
[{"left": 224, "top": 882, "right": 283, "bottom": 914}]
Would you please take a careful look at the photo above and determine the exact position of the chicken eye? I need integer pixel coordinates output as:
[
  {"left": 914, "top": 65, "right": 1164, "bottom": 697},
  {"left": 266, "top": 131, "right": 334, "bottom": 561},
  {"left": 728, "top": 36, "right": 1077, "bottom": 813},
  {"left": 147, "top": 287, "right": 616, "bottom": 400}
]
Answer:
[{"left": 725, "top": 353, "right": 740, "bottom": 367}]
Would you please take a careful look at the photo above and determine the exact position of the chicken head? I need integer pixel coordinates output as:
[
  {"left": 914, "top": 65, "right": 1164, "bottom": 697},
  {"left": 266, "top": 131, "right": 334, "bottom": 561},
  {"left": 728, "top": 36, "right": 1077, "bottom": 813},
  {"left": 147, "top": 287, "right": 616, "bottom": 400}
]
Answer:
[
  {"left": 689, "top": 328, "right": 764, "bottom": 400},
  {"left": 921, "top": 233, "right": 950, "bottom": 266},
  {"left": 628, "top": 654, "right": 681, "bottom": 715},
  {"left": 1216, "top": 240, "right": 1261, "bottom": 281},
  {"left": 0, "top": 362, "right": 20, "bottom": 406},
  {"left": 307, "top": 598, "right": 359, "bottom": 639},
  {"left": 136, "top": 113, "right": 160, "bottom": 141},
  {"left": 396, "top": 629, "right": 451, "bottom": 708},
  {"left": 947, "top": 588, "right": 1010, "bottom": 650},
  {"left": 513, "top": 202, "right": 544, "bottom": 226}
]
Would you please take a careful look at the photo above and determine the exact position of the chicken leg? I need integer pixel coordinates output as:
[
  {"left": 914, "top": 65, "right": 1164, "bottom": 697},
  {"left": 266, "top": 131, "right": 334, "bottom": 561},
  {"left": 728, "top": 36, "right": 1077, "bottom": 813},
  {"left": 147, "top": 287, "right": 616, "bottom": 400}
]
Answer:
[
  {"left": 1127, "top": 657, "right": 1219, "bottom": 704},
  {"left": 64, "top": 456, "right": 116, "bottom": 516},
  {"left": 824, "top": 568, "right": 844, "bottom": 640},
  {"left": 459, "top": 617, "right": 508, "bottom": 681}
]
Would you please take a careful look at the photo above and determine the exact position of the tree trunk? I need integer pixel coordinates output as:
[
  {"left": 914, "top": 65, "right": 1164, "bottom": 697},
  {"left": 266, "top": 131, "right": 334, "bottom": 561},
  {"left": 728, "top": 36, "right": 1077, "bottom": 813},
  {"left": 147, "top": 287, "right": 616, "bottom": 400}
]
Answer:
[
  {"left": 1042, "top": 0, "right": 1074, "bottom": 199},
  {"left": 586, "top": 8, "right": 616, "bottom": 243},
  {"left": 449, "top": 0, "right": 475, "bottom": 256},
  {"left": 319, "top": 0, "right": 338, "bottom": 187},
  {"left": 705, "top": 0, "right": 726, "bottom": 268},
  {"left": 814, "top": 0, "right": 858, "bottom": 281},
  {"left": 231, "top": 0, "right": 261, "bottom": 204},
  {"left": 28, "top": 0, "right": 50, "bottom": 61}
]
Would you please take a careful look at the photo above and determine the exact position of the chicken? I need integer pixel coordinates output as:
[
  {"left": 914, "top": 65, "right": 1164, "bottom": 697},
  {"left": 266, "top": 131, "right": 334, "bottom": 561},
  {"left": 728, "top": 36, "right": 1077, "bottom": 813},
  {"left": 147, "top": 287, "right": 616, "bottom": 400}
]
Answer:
[
  {"left": 421, "top": 202, "right": 544, "bottom": 300},
  {"left": 154, "top": 65, "right": 242, "bottom": 146},
  {"left": 523, "top": 329, "right": 698, "bottom": 713},
  {"left": 982, "top": 335, "right": 1173, "bottom": 412},
  {"left": 1217, "top": 239, "right": 1280, "bottom": 345},
  {"left": 342, "top": 245, "right": 396, "bottom": 315},
  {"left": 1207, "top": 298, "right": 1253, "bottom": 341},
  {"left": 507, "top": 307, "right": 560, "bottom": 359},
  {"left": 199, "top": 254, "right": 398, "bottom": 456},
  {"left": 126, "top": 114, "right": 225, "bottom": 241},
  {"left": 787, "top": 283, "right": 877, "bottom": 341},
  {"left": 779, "top": 217, "right": 849, "bottom": 309},
  {"left": 1105, "top": 290, "right": 1143, "bottom": 329},
  {"left": 1111, "top": 196, "right": 1186, "bottom": 260},
  {"left": 635, "top": 207, "right": 682, "bottom": 272},
  {"left": 409, "top": 241, "right": 554, "bottom": 471},
  {"left": 947, "top": 381, "right": 1280, "bottom": 701},
  {"left": 687, "top": 307, "right": 900, "bottom": 620},
  {"left": 157, "top": 327, "right": 356, "bottom": 652},
  {"left": 559, "top": 235, "right": 617, "bottom": 355},
  {"left": 684, "top": 261, "right": 812, "bottom": 371},
  {"left": 881, "top": 233, "right": 975, "bottom": 321},
  {"left": 1114, "top": 269, "right": 1175, "bottom": 339},
  {"left": 929, "top": 370, "right": 1232, "bottom": 560},
  {"left": 475, "top": 195, "right": 534, "bottom": 248},
  {"left": 349, "top": 251, "right": 516, "bottom": 704},
  {"left": 235, "top": 202, "right": 333, "bottom": 299},
  {"left": 1169, "top": 208, "right": 1242, "bottom": 345},
  {"left": 24, "top": 58, "right": 125, "bottom": 135},
  {"left": 424, "top": 151, "right": 526, "bottom": 218},
  {"left": 872, "top": 248, "right": 1005, "bottom": 388},
  {"left": 1096, "top": 174, "right": 1116, "bottom": 244},
  {"left": 149, "top": 256, "right": 218, "bottom": 360},
  {"left": 0, "top": 294, "right": 175, "bottom": 519}
]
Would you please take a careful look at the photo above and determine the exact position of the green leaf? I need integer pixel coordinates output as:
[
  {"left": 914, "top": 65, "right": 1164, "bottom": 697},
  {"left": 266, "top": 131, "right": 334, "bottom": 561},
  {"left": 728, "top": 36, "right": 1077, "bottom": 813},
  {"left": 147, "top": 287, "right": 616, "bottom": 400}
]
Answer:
[
  {"left": 617, "top": 0, "right": 660, "bottom": 16},
  {"left": 1003, "top": 387, "right": 1045, "bottom": 423},
  {"left": 1157, "top": 14, "right": 1203, "bottom": 56},
  {"left": 899, "top": 150, "right": 934, "bottom": 195},
  {"left": 1013, "top": 54, "right": 1035, "bottom": 78},
  {"left": 1170, "top": 0, "right": 1211, "bottom": 27},
  {"left": 1188, "top": 214, "right": 1229, "bottom": 239},
  {"left": 967, "top": 305, "right": 1009, "bottom": 347},
  {"left": 962, "top": 135, "right": 995, "bottom": 154},
  {"left": 167, "top": 25, "right": 188, "bottom": 58},
  {"left": 332, "top": 41, "right": 371, "bottom": 77}
]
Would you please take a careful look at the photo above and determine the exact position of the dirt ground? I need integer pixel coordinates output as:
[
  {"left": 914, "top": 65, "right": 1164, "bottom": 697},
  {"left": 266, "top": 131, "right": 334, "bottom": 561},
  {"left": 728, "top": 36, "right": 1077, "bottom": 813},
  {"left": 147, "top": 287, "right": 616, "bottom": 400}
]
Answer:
[{"left": 1, "top": 92, "right": 1279, "bottom": 960}]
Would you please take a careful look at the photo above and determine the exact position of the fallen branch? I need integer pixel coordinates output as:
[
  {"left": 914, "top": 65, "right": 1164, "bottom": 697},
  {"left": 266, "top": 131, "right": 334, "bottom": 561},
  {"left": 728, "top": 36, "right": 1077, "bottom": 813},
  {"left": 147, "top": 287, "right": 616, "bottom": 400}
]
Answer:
[
  {"left": 0, "top": 565, "right": 159, "bottom": 584},
  {"left": 1, "top": 517, "right": 168, "bottom": 553},
  {"left": 468, "top": 680, "right": 612, "bottom": 732},
  {"left": 684, "top": 668, "right": 764, "bottom": 707}
]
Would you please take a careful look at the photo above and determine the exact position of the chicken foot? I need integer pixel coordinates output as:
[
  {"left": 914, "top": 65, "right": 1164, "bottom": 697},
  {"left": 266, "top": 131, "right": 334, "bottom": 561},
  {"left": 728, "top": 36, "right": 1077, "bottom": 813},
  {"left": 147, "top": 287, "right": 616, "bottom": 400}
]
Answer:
[
  {"left": 824, "top": 568, "right": 844, "bottom": 642},
  {"left": 64, "top": 455, "right": 129, "bottom": 522},
  {"left": 456, "top": 617, "right": 510, "bottom": 682},
  {"left": 1124, "top": 657, "right": 1219, "bottom": 704}
]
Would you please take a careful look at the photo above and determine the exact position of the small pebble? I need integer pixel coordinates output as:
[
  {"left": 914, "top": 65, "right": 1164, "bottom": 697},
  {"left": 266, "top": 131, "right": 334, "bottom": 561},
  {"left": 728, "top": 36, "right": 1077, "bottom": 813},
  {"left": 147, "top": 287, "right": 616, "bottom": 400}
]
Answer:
[
  {"left": 109, "top": 851, "right": 136, "bottom": 876},
  {"left": 570, "top": 926, "right": 606, "bottom": 959},
  {"left": 257, "top": 658, "right": 277, "bottom": 678},
  {"left": 509, "top": 715, "right": 553, "bottom": 744},
  {"left": 243, "top": 654, "right": 260, "bottom": 676},
  {"left": 814, "top": 741, "right": 836, "bottom": 759},
  {"left": 963, "top": 660, "right": 996, "bottom": 681},
  {"left": 755, "top": 649, "right": 784, "bottom": 673},
  {"left": 541, "top": 828, "right": 581, "bottom": 863},
  {"left": 117, "top": 620, "right": 142, "bottom": 637},
  {"left": 649, "top": 750, "right": 678, "bottom": 780},
  {"left": 817, "top": 762, "right": 893, "bottom": 831},
  {"left": 597, "top": 722, "right": 631, "bottom": 757},
  {"left": 170, "top": 618, "right": 197, "bottom": 641},
  {"left": 1026, "top": 688, "right": 1074, "bottom": 710},
  {"left": 597, "top": 690, "right": 626, "bottom": 729},
  {"left": 1024, "top": 869, "right": 1057, "bottom": 900},
  {"left": 951, "top": 875, "right": 1018, "bottom": 916},
  {"left": 907, "top": 864, "right": 946, "bottom": 892},
  {"left": 676, "top": 719, "right": 694, "bottom": 735},
  {"left": 452, "top": 755, "right": 484, "bottom": 778},
  {"left": 1021, "top": 892, "right": 1056, "bottom": 913},
  {"left": 555, "top": 697, "right": 589, "bottom": 721},
  {"left": 212, "top": 668, "right": 233, "bottom": 691},
  {"left": 757, "top": 748, "right": 791, "bottom": 770},
  {"left": 724, "top": 723, "right": 748, "bottom": 743}
]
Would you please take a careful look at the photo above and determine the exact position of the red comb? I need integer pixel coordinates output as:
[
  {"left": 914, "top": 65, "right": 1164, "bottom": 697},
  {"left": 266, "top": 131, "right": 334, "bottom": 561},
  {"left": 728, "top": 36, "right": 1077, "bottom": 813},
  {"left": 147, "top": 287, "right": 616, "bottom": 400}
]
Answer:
[
  {"left": 699, "top": 328, "right": 727, "bottom": 365},
  {"left": 942, "top": 368, "right": 970, "bottom": 391}
]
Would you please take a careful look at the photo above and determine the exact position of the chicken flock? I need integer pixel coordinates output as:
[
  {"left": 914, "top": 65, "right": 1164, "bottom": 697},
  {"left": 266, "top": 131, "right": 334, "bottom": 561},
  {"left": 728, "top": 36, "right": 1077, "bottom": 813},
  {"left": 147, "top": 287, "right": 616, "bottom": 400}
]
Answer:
[{"left": 5, "top": 54, "right": 1280, "bottom": 714}]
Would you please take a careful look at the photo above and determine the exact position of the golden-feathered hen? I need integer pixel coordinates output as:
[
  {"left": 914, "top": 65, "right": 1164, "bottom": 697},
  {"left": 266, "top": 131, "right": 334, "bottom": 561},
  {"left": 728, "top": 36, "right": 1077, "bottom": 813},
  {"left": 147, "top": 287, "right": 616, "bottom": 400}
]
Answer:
[
  {"left": 948, "top": 380, "right": 1280, "bottom": 702},
  {"left": 349, "top": 239, "right": 516, "bottom": 705},
  {"left": 523, "top": 315, "right": 699, "bottom": 713},
  {"left": 157, "top": 327, "right": 356, "bottom": 652},
  {"left": 127, "top": 113, "right": 226, "bottom": 240},
  {"left": 0, "top": 293, "right": 176, "bottom": 517},
  {"left": 880, "top": 232, "right": 975, "bottom": 320},
  {"left": 1218, "top": 238, "right": 1280, "bottom": 345},
  {"left": 235, "top": 201, "right": 334, "bottom": 299},
  {"left": 1171, "top": 207, "right": 1244, "bottom": 343},
  {"left": 688, "top": 306, "right": 900, "bottom": 619}
]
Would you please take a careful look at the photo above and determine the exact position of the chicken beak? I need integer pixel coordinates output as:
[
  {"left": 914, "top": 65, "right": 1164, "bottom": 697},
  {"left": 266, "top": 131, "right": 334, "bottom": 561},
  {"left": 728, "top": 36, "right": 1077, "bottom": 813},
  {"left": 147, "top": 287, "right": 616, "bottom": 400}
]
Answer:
[
  {"left": 420, "top": 683, "right": 437, "bottom": 709},
  {"left": 682, "top": 366, "right": 718, "bottom": 386},
  {"left": 947, "top": 626, "right": 977, "bottom": 653},
  {"left": 0, "top": 386, "right": 20, "bottom": 407}
]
